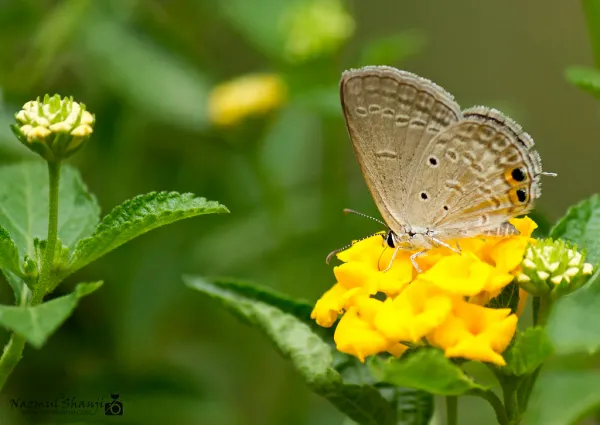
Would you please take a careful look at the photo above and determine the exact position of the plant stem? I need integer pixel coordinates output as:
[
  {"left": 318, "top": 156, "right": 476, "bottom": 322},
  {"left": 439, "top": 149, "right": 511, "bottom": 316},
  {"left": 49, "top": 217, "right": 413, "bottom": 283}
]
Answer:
[
  {"left": 0, "top": 160, "right": 61, "bottom": 391},
  {"left": 38, "top": 160, "right": 61, "bottom": 294},
  {"left": 468, "top": 389, "right": 509, "bottom": 425},
  {"left": 446, "top": 396, "right": 458, "bottom": 425},
  {"left": 535, "top": 296, "right": 552, "bottom": 326}
]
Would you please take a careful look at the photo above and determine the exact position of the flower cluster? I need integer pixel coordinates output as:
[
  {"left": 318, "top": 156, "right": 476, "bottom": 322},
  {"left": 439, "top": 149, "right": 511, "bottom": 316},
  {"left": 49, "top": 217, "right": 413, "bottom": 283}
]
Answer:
[
  {"left": 11, "top": 94, "right": 94, "bottom": 161},
  {"left": 207, "top": 74, "right": 287, "bottom": 126},
  {"left": 311, "top": 218, "right": 538, "bottom": 366}
]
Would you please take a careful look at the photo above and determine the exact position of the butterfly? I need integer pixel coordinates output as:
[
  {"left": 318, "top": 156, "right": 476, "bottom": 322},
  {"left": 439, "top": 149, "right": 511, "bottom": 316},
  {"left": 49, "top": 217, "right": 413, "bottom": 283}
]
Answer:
[{"left": 329, "top": 66, "right": 555, "bottom": 271}]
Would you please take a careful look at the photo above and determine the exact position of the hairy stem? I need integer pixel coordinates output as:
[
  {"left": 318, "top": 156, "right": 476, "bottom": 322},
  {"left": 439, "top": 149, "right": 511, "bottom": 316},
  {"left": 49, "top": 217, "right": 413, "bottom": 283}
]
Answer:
[{"left": 38, "top": 161, "right": 61, "bottom": 294}]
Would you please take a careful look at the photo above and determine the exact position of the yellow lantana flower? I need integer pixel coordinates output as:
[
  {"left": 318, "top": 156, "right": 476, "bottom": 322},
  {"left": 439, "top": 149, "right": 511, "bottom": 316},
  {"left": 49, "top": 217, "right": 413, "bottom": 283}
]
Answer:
[
  {"left": 311, "top": 217, "right": 537, "bottom": 366},
  {"left": 207, "top": 74, "right": 287, "bottom": 126}
]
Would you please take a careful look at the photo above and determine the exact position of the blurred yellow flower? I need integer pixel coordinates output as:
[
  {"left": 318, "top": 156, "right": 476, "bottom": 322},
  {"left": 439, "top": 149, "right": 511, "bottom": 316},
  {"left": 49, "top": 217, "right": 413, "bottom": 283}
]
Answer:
[
  {"left": 207, "top": 74, "right": 287, "bottom": 126},
  {"left": 311, "top": 217, "right": 537, "bottom": 366}
]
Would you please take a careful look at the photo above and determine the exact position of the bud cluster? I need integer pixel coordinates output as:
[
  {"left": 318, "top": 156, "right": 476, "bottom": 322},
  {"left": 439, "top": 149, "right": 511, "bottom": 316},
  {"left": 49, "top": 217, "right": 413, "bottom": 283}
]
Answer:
[
  {"left": 518, "top": 239, "right": 594, "bottom": 298},
  {"left": 11, "top": 94, "right": 94, "bottom": 161}
]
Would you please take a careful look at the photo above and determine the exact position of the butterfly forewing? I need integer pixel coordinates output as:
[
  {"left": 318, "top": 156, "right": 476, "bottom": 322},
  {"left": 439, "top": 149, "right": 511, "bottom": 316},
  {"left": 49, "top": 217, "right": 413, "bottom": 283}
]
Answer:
[{"left": 340, "top": 66, "right": 462, "bottom": 235}]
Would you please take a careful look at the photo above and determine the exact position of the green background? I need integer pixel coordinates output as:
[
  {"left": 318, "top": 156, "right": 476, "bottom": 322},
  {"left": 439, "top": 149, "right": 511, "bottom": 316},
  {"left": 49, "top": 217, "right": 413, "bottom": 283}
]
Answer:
[{"left": 0, "top": 0, "right": 596, "bottom": 424}]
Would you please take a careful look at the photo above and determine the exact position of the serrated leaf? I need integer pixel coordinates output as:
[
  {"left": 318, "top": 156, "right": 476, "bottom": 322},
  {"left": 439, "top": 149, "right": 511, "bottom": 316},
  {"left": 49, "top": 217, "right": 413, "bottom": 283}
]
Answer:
[
  {"left": 0, "top": 281, "right": 102, "bottom": 348},
  {"left": 0, "top": 225, "right": 22, "bottom": 277},
  {"left": 546, "top": 269, "right": 600, "bottom": 355},
  {"left": 523, "top": 370, "right": 600, "bottom": 425},
  {"left": 0, "top": 162, "right": 100, "bottom": 257},
  {"left": 67, "top": 192, "right": 228, "bottom": 275},
  {"left": 370, "top": 349, "right": 488, "bottom": 396},
  {"left": 206, "top": 277, "right": 315, "bottom": 325},
  {"left": 550, "top": 194, "right": 600, "bottom": 264},
  {"left": 565, "top": 66, "right": 600, "bottom": 99},
  {"left": 502, "top": 327, "right": 553, "bottom": 376},
  {"left": 184, "top": 276, "right": 397, "bottom": 425}
]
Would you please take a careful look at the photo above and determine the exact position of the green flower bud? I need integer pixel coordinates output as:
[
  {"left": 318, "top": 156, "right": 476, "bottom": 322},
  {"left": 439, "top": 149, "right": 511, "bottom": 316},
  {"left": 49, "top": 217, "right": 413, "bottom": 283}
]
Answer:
[
  {"left": 10, "top": 94, "right": 95, "bottom": 161},
  {"left": 22, "top": 255, "right": 39, "bottom": 281},
  {"left": 33, "top": 237, "right": 69, "bottom": 273},
  {"left": 517, "top": 239, "right": 595, "bottom": 299}
]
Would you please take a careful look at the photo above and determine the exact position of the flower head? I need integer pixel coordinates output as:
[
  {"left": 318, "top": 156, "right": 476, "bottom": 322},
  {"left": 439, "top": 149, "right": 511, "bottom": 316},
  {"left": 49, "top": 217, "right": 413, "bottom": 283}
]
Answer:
[
  {"left": 517, "top": 238, "right": 595, "bottom": 298},
  {"left": 311, "top": 217, "right": 537, "bottom": 366},
  {"left": 11, "top": 95, "right": 94, "bottom": 161},
  {"left": 207, "top": 74, "right": 287, "bottom": 126}
]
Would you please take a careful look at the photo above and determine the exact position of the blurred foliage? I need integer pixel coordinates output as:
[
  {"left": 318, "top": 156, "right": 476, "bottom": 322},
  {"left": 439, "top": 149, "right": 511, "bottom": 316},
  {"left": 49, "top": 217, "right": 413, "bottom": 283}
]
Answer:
[{"left": 0, "top": 0, "right": 596, "bottom": 424}]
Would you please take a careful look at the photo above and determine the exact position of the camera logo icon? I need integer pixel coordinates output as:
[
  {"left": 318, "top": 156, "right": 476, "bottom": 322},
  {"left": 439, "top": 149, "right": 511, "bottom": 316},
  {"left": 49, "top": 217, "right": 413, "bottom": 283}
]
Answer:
[{"left": 104, "top": 394, "right": 123, "bottom": 416}]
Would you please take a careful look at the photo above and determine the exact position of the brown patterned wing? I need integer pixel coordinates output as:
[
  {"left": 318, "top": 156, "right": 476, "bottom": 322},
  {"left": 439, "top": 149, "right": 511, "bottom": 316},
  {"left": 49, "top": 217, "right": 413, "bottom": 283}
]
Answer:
[
  {"left": 340, "top": 66, "right": 462, "bottom": 235},
  {"left": 402, "top": 106, "right": 543, "bottom": 238}
]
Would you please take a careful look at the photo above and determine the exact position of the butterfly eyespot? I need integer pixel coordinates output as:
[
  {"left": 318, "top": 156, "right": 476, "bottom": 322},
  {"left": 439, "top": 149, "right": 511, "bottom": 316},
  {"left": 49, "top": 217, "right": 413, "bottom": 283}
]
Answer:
[
  {"left": 443, "top": 206, "right": 449, "bottom": 211},
  {"left": 511, "top": 167, "right": 526, "bottom": 182},
  {"left": 516, "top": 188, "right": 528, "bottom": 203},
  {"left": 420, "top": 192, "right": 429, "bottom": 200},
  {"left": 428, "top": 156, "right": 439, "bottom": 167}
]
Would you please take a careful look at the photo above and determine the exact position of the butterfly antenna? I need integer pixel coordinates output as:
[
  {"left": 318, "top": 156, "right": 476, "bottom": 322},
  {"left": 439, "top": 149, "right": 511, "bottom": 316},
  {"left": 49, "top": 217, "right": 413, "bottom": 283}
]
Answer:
[
  {"left": 326, "top": 232, "right": 385, "bottom": 264},
  {"left": 343, "top": 208, "right": 388, "bottom": 228}
]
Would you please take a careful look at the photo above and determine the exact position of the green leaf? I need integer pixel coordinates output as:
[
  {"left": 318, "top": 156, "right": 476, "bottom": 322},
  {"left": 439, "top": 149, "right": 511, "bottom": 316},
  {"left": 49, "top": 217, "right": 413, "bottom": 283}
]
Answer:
[
  {"left": 67, "top": 193, "right": 228, "bottom": 275},
  {"left": 0, "top": 281, "right": 102, "bottom": 348},
  {"left": 184, "top": 276, "right": 397, "bottom": 425},
  {"left": 546, "top": 269, "right": 600, "bottom": 355},
  {"left": 1, "top": 270, "right": 27, "bottom": 305},
  {"left": 565, "top": 66, "right": 600, "bottom": 99},
  {"left": 205, "top": 277, "right": 315, "bottom": 324},
  {"left": 0, "top": 162, "right": 100, "bottom": 257},
  {"left": 370, "top": 349, "right": 488, "bottom": 396},
  {"left": 523, "top": 370, "right": 600, "bottom": 425},
  {"left": 0, "top": 225, "right": 22, "bottom": 277},
  {"left": 550, "top": 194, "right": 600, "bottom": 264},
  {"left": 358, "top": 31, "right": 426, "bottom": 66},
  {"left": 502, "top": 327, "right": 553, "bottom": 376},
  {"left": 487, "top": 281, "right": 520, "bottom": 313}
]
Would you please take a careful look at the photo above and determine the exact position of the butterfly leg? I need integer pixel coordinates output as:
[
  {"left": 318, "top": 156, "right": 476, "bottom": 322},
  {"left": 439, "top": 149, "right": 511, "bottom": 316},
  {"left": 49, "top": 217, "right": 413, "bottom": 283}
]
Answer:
[
  {"left": 429, "top": 236, "right": 461, "bottom": 254},
  {"left": 409, "top": 250, "right": 427, "bottom": 273},
  {"left": 383, "top": 246, "right": 402, "bottom": 272}
]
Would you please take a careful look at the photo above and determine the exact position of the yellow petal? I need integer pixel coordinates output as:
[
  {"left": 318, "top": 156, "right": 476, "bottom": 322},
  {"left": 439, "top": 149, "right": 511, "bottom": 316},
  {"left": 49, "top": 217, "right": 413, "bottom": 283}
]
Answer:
[
  {"left": 334, "top": 307, "right": 389, "bottom": 362},
  {"left": 310, "top": 283, "right": 361, "bottom": 327},
  {"left": 510, "top": 216, "right": 538, "bottom": 237}
]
